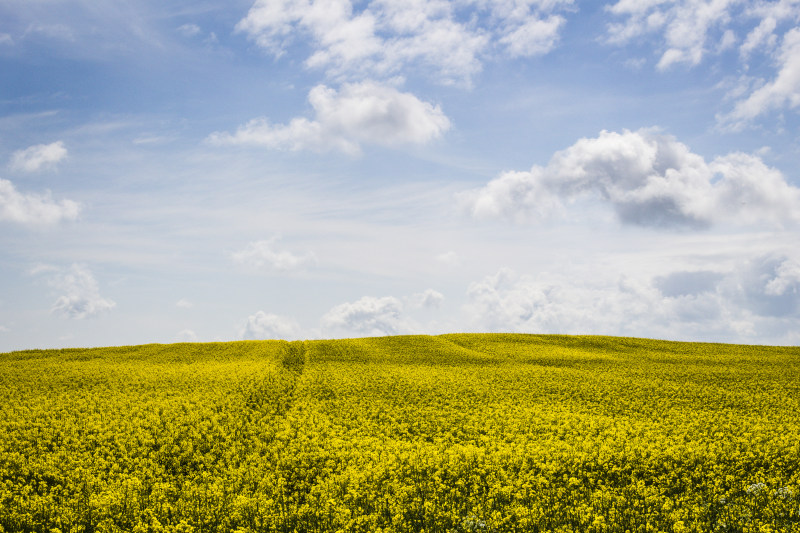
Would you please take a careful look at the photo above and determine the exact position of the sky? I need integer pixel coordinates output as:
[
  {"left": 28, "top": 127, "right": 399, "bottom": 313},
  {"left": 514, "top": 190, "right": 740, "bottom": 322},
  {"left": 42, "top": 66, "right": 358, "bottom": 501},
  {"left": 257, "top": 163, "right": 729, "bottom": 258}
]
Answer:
[{"left": 1, "top": 0, "right": 799, "bottom": 351}]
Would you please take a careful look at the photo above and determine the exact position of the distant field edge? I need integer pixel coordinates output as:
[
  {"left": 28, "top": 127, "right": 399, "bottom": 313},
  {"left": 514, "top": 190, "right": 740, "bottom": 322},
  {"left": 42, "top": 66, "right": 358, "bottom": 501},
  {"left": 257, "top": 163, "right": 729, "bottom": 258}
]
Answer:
[{"left": 1, "top": 332, "right": 797, "bottom": 357}]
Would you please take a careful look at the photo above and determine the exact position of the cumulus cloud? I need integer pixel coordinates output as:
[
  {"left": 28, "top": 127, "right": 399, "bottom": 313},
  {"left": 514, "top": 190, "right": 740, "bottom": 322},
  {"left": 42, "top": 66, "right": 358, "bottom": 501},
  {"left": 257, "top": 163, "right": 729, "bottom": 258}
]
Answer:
[
  {"left": 0, "top": 178, "right": 81, "bottom": 227},
  {"left": 209, "top": 81, "right": 450, "bottom": 155},
  {"left": 764, "top": 255, "right": 800, "bottom": 296},
  {"left": 436, "top": 251, "right": 461, "bottom": 267},
  {"left": 408, "top": 289, "right": 445, "bottom": 309},
  {"left": 464, "top": 255, "right": 800, "bottom": 344},
  {"left": 240, "top": 311, "right": 301, "bottom": 340},
  {"left": 41, "top": 264, "right": 116, "bottom": 320},
  {"left": 236, "top": 0, "right": 573, "bottom": 85},
  {"left": 322, "top": 295, "right": 405, "bottom": 336},
  {"left": 232, "top": 237, "right": 317, "bottom": 272},
  {"left": 737, "top": 254, "right": 800, "bottom": 317},
  {"left": 464, "top": 267, "right": 652, "bottom": 335},
  {"left": 651, "top": 255, "right": 800, "bottom": 337},
  {"left": 460, "top": 128, "right": 800, "bottom": 228},
  {"left": 9, "top": 141, "right": 68, "bottom": 173}
]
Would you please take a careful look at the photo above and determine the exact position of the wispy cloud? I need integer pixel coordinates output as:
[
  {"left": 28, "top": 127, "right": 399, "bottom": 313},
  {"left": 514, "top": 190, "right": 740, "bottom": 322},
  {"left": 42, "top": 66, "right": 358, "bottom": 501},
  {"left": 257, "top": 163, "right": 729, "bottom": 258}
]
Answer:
[
  {"left": 38, "top": 264, "right": 116, "bottom": 320},
  {"left": 9, "top": 141, "right": 67, "bottom": 173},
  {"left": 604, "top": 0, "right": 800, "bottom": 126},
  {"left": 604, "top": 0, "right": 740, "bottom": 69},
  {"left": 232, "top": 237, "right": 317, "bottom": 272},
  {"left": 177, "top": 23, "right": 202, "bottom": 38},
  {"left": 2, "top": 2, "right": 171, "bottom": 61},
  {"left": 209, "top": 81, "right": 450, "bottom": 155},
  {"left": 22, "top": 24, "right": 77, "bottom": 43},
  {"left": 719, "top": 28, "right": 800, "bottom": 129},
  {"left": 499, "top": 13, "right": 566, "bottom": 57}
]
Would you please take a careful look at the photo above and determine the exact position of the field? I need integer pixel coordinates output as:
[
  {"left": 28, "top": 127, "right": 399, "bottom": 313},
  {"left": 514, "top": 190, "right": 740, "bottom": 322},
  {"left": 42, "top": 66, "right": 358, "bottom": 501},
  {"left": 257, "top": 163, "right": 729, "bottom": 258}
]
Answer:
[{"left": 1, "top": 334, "right": 799, "bottom": 533}]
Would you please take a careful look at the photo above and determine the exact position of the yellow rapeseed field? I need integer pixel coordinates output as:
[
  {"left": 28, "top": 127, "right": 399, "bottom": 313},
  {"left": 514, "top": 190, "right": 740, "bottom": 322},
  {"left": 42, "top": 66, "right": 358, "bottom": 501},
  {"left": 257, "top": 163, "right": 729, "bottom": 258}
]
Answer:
[{"left": 1, "top": 334, "right": 798, "bottom": 532}]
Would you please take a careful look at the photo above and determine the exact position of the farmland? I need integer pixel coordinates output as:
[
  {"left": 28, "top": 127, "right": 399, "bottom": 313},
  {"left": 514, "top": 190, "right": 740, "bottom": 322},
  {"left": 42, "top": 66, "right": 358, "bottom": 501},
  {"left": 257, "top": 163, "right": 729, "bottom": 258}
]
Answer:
[{"left": 1, "top": 334, "right": 799, "bottom": 532}]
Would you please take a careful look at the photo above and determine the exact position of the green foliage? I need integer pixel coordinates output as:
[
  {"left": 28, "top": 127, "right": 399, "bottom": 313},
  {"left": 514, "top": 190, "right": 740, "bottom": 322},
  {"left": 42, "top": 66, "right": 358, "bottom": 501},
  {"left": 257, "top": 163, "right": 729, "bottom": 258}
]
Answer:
[{"left": 1, "top": 335, "right": 799, "bottom": 532}]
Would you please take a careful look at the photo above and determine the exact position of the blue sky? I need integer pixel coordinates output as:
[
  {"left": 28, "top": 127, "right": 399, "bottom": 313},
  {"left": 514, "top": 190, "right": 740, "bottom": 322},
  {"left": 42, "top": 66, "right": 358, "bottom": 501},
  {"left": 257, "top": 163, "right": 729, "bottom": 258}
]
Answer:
[{"left": 1, "top": 0, "right": 799, "bottom": 351}]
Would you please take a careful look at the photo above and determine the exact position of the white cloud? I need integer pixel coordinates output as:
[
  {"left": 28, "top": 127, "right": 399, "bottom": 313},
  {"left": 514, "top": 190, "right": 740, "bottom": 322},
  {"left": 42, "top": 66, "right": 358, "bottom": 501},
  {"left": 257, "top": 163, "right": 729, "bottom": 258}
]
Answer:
[
  {"left": 23, "top": 24, "right": 76, "bottom": 43},
  {"left": 0, "top": 178, "right": 81, "bottom": 227},
  {"left": 764, "top": 256, "right": 800, "bottom": 296},
  {"left": 741, "top": 0, "right": 800, "bottom": 57},
  {"left": 9, "top": 141, "right": 68, "bottom": 173},
  {"left": 371, "top": 0, "right": 489, "bottom": 83},
  {"left": 177, "top": 23, "right": 202, "bottom": 37},
  {"left": 472, "top": 0, "right": 575, "bottom": 60},
  {"left": 708, "top": 151, "right": 800, "bottom": 224},
  {"left": 436, "top": 251, "right": 462, "bottom": 267},
  {"left": 604, "top": 1, "right": 800, "bottom": 124},
  {"left": 460, "top": 128, "right": 800, "bottom": 228},
  {"left": 498, "top": 14, "right": 565, "bottom": 56},
  {"left": 720, "top": 27, "right": 800, "bottom": 128},
  {"left": 718, "top": 28, "right": 737, "bottom": 52},
  {"left": 232, "top": 237, "right": 317, "bottom": 272},
  {"left": 737, "top": 254, "right": 800, "bottom": 316},
  {"left": 236, "top": 0, "right": 573, "bottom": 85},
  {"left": 605, "top": 0, "right": 800, "bottom": 70},
  {"left": 322, "top": 295, "right": 405, "bottom": 336},
  {"left": 176, "top": 298, "right": 193, "bottom": 309},
  {"left": 461, "top": 167, "right": 564, "bottom": 223},
  {"left": 176, "top": 329, "right": 198, "bottom": 342},
  {"left": 43, "top": 264, "right": 116, "bottom": 320},
  {"left": 740, "top": 15, "right": 778, "bottom": 58},
  {"left": 464, "top": 253, "right": 800, "bottom": 344},
  {"left": 29, "top": 263, "right": 59, "bottom": 276},
  {"left": 605, "top": 0, "right": 739, "bottom": 69},
  {"left": 133, "top": 135, "right": 174, "bottom": 145},
  {"left": 240, "top": 310, "right": 301, "bottom": 340},
  {"left": 408, "top": 289, "right": 445, "bottom": 309},
  {"left": 0, "top": 33, "right": 13, "bottom": 45},
  {"left": 209, "top": 81, "right": 450, "bottom": 155},
  {"left": 464, "top": 267, "right": 653, "bottom": 335}
]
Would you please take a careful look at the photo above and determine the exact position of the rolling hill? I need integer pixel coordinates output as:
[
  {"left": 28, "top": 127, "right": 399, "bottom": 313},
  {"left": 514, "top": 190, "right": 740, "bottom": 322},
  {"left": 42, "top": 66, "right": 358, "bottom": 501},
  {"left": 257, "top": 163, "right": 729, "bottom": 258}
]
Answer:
[{"left": 1, "top": 334, "right": 798, "bottom": 532}]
